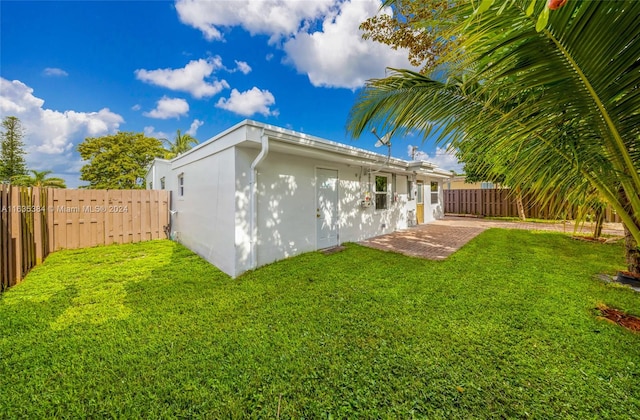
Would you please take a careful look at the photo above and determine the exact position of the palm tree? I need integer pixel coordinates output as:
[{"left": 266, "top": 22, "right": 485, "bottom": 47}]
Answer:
[
  {"left": 11, "top": 169, "right": 66, "bottom": 188},
  {"left": 163, "top": 129, "right": 199, "bottom": 159},
  {"left": 348, "top": 1, "right": 640, "bottom": 272}
]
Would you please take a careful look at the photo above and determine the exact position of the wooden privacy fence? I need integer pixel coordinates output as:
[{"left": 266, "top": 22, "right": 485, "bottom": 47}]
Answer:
[
  {"left": 0, "top": 185, "right": 48, "bottom": 292},
  {"left": 1, "top": 186, "right": 170, "bottom": 292},
  {"left": 48, "top": 189, "right": 170, "bottom": 251},
  {"left": 444, "top": 188, "right": 621, "bottom": 223}
]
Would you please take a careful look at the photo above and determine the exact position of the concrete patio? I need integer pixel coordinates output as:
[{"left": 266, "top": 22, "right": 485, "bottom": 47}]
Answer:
[{"left": 358, "top": 216, "right": 625, "bottom": 260}]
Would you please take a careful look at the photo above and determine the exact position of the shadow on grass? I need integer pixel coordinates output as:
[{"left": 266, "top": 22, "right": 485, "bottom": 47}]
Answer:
[{"left": 1, "top": 240, "right": 176, "bottom": 330}]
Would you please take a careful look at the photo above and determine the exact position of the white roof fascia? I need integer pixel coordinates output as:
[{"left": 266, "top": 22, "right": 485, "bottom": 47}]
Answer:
[{"left": 256, "top": 122, "right": 442, "bottom": 176}]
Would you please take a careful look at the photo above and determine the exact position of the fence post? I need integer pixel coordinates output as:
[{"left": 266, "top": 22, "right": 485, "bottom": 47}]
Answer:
[
  {"left": 10, "top": 186, "right": 22, "bottom": 284},
  {"left": 33, "top": 187, "right": 44, "bottom": 264},
  {"left": 1, "top": 185, "right": 11, "bottom": 291}
]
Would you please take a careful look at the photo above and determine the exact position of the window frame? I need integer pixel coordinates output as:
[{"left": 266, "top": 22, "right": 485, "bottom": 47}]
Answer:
[
  {"left": 160, "top": 177, "right": 166, "bottom": 190},
  {"left": 374, "top": 174, "right": 390, "bottom": 210},
  {"left": 178, "top": 173, "right": 184, "bottom": 197},
  {"left": 430, "top": 181, "right": 439, "bottom": 205}
]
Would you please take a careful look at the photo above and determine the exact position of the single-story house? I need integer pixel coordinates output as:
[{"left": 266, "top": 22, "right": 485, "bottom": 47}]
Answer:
[{"left": 146, "top": 120, "right": 452, "bottom": 277}]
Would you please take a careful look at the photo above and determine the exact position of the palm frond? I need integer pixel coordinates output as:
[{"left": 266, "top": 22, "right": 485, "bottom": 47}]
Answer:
[{"left": 348, "top": 0, "right": 640, "bottom": 240}]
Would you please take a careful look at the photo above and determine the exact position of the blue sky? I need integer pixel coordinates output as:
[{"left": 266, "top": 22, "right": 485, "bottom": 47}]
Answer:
[{"left": 0, "top": 0, "right": 461, "bottom": 187}]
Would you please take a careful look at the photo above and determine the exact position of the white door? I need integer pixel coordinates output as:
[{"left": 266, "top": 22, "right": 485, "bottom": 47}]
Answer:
[{"left": 316, "top": 168, "right": 339, "bottom": 249}]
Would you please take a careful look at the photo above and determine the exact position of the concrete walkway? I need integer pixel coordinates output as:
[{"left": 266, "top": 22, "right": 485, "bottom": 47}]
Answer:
[{"left": 358, "top": 216, "right": 624, "bottom": 260}]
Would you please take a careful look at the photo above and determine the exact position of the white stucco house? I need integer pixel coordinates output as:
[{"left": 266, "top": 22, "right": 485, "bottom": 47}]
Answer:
[{"left": 146, "top": 120, "right": 452, "bottom": 277}]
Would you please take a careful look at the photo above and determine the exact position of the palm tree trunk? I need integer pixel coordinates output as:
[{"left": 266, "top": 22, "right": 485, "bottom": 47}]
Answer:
[
  {"left": 624, "top": 224, "right": 640, "bottom": 275},
  {"left": 593, "top": 206, "right": 604, "bottom": 239},
  {"left": 619, "top": 187, "right": 640, "bottom": 275},
  {"left": 515, "top": 187, "right": 526, "bottom": 221}
]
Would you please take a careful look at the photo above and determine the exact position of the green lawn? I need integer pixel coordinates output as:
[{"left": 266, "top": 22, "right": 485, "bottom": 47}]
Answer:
[{"left": 1, "top": 230, "right": 639, "bottom": 418}]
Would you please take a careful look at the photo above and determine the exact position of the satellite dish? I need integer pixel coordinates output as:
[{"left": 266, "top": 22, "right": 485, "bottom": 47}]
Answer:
[{"left": 371, "top": 128, "right": 391, "bottom": 147}]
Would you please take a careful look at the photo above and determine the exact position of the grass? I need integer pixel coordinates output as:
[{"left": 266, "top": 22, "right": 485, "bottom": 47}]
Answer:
[
  {"left": 483, "top": 216, "right": 568, "bottom": 224},
  {"left": 1, "top": 230, "right": 639, "bottom": 418}
]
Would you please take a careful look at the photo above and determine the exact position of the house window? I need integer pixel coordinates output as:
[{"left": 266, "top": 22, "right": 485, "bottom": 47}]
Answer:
[
  {"left": 430, "top": 181, "right": 439, "bottom": 204},
  {"left": 375, "top": 175, "right": 389, "bottom": 210},
  {"left": 160, "top": 177, "right": 166, "bottom": 190},
  {"left": 178, "top": 174, "right": 184, "bottom": 196},
  {"left": 481, "top": 182, "right": 495, "bottom": 189}
]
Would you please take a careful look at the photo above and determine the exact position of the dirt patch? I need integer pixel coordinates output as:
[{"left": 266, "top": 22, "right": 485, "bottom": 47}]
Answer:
[
  {"left": 571, "top": 236, "right": 607, "bottom": 243},
  {"left": 321, "top": 246, "right": 346, "bottom": 255},
  {"left": 596, "top": 304, "right": 640, "bottom": 333}
]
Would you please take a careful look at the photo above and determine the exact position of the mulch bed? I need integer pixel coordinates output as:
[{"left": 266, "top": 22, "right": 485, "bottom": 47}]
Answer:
[{"left": 597, "top": 305, "right": 640, "bottom": 333}]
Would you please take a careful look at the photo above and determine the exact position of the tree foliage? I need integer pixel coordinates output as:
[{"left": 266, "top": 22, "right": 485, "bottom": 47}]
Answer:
[
  {"left": 360, "top": 0, "right": 457, "bottom": 73},
  {"left": 0, "top": 116, "right": 27, "bottom": 182},
  {"left": 457, "top": 147, "right": 506, "bottom": 186},
  {"left": 163, "top": 129, "right": 199, "bottom": 159},
  {"left": 349, "top": 0, "right": 640, "bottom": 271},
  {"left": 11, "top": 170, "right": 66, "bottom": 188},
  {"left": 77, "top": 132, "right": 165, "bottom": 189}
]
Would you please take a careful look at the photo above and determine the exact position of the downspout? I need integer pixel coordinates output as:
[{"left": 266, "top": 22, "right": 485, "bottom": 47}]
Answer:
[{"left": 249, "top": 129, "right": 269, "bottom": 269}]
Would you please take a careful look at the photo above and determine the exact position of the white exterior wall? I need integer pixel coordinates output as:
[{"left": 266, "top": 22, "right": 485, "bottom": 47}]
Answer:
[
  {"left": 145, "top": 160, "right": 171, "bottom": 191},
  {"left": 147, "top": 124, "right": 258, "bottom": 278},
  {"left": 170, "top": 147, "right": 237, "bottom": 276},
  {"left": 233, "top": 147, "right": 414, "bottom": 275},
  {"left": 234, "top": 147, "right": 256, "bottom": 275}
]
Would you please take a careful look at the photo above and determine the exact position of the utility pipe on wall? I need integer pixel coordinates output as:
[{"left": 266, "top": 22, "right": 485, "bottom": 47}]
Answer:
[{"left": 249, "top": 129, "right": 269, "bottom": 269}]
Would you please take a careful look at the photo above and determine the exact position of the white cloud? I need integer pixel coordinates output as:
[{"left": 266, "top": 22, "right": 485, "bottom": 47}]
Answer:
[
  {"left": 186, "top": 119, "right": 204, "bottom": 136},
  {"left": 283, "top": 0, "right": 413, "bottom": 89},
  {"left": 43, "top": 67, "right": 68, "bottom": 77},
  {"left": 0, "top": 78, "right": 123, "bottom": 154},
  {"left": 408, "top": 144, "right": 463, "bottom": 172},
  {"left": 175, "top": 0, "right": 335, "bottom": 42},
  {"left": 175, "top": 0, "right": 415, "bottom": 89},
  {"left": 144, "top": 97, "right": 189, "bottom": 119},
  {"left": 216, "top": 87, "right": 277, "bottom": 117},
  {"left": 234, "top": 60, "right": 252, "bottom": 74},
  {"left": 144, "top": 126, "right": 170, "bottom": 141},
  {"left": 0, "top": 78, "right": 123, "bottom": 187},
  {"left": 131, "top": 104, "right": 141, "bottom": 111},
  {"left": 135, "top": 57, "right": 229, "bottom": 98}
]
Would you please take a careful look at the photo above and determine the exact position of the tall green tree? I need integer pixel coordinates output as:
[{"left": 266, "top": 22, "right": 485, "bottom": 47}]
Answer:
[
  {"left": 11, "top": 170, "right": 66, "bottom": 188},
  {"left": 0, "top": 116, "right": 27, "bottom": 182},
  {"left": 77, "top": 132, "right": 165, "bottom": 189},
  {"left": 163, "top": 129, "right": 199, "bottom": 159},
  {"left": 348, "top": 0, "right": 640, "bottom": 272}
]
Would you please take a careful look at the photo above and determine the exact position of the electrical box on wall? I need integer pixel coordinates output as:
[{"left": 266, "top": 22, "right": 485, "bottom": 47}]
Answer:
[{"left": 360, "top": 191, "right": 373, "bottom": 208}]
